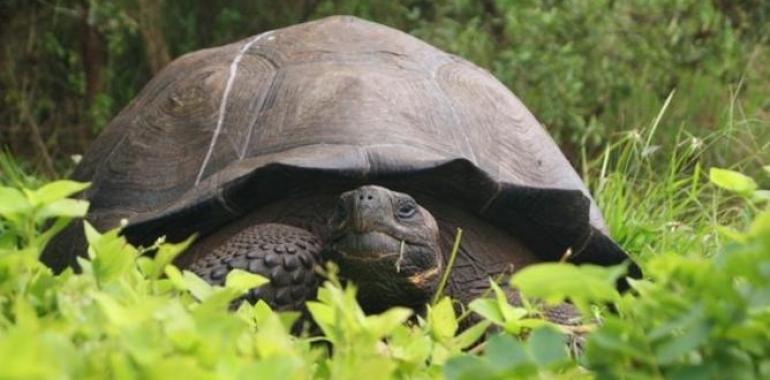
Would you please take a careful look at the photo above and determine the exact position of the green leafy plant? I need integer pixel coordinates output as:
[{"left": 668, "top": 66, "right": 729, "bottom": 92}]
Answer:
[
  {"left": 0, "top": 180, "right": 564, "bottom": 379},
  {"left": 710, "top": 167, "right": 770, "bottom": 206},
  {"left": 582, "top": 169, "right": 770, "bottom": 379},
  {"left": 2, "top": 168, "right": 770, "bottom": 379},
  {"left": 0, "top": 180, "right": 88, "bottom": 255},
  {"left": 584, "top": 209, "right": 770, "bottom": 379},
  {"left": 444, "top": 329, "right": 585, "bottom": 380}
]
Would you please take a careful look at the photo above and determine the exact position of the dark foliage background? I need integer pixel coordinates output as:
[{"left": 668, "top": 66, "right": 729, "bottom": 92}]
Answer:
[{"left": 1, "top": 0, "right": 768, "bottom": 178}]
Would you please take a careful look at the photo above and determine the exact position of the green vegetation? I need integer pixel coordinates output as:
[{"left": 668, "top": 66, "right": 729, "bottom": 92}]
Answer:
[
  {"left": 1, "top": 1, "right": 769, "bottom": 379},
  {"left": 1, "top": 144, "right": 768, "bottom": 379}
]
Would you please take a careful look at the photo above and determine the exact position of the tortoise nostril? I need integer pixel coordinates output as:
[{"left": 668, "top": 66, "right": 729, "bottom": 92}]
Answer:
[{"left": 367, "top": 195, "right": 373, "bottom": 200}]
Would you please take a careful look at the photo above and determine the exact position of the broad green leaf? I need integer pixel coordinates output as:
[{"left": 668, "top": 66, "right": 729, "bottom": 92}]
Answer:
[
  {"left": 511, "top": 263, "right": 622, "bottom": 306},
  {"left": 709, "top": 168, "right": 758, "bottom": 196},
  {"left": 367, "top": 307, "right": 412, "bottom": 337},
  {"left": 654, "top": 320, "right": 710, "bottom": 365},
  {"left": 489, "top": 280, "right": 521, "bottom": 323},
  {"left": 444, "top": 355, "right": 496, "bottom": 380},
  {"left": 469, "top": 298, "right": 504, "bottom": 325},
  {"left": 277, "top": 311, "right": 302, "bottom": 332},
  {"left": 252, "top": 300, "right": 274, "bottom": 325},
  {"left": 225, "top": 269, "right": 269, "bottom": 293},
  {"left": 528, "top": 326, "right": 569, "bottom": 368},
  {"left": 181, "top": 270, "right": 214, "bottom": 301},
  {"left": 429, "top": 297, "right": 458, "bottom": 341},
  {"left": 397, "top": 332, "right": 432, "bottom": 364},
  {"left": 148, "top": 236, "right": 195, "bottom": 279},
  {"left": 87, "top": 225, "right": 137, "bottom": 283},
  {"left": 165, "top": 265, "right": 187, "bottom": 290},
  {"left": 194, "top": 286, "right": 241, "bottom": 312},
  {"left": 586, "top": 318, "right": 648, "bottom": 358},
  {"left": 306, "top": 302, "right": 335, "bottom": 338},
  {"left": 92, "top": 292, "right": 133, "bottom": 327},
  {"left": 648, "top": 304, "right": 706, "bottom": 341},
  {"left": 83, "top": 221, "right": 102, "bottom": 259},
  {"left": 244, "top": 352, "right": 303, "bottom": 378},
  {"left": 453, "top": 320, "right": 491, "bottom": 349},
  {"left": 0, "top": 328, "right": 77, "bottom": 379},
  {"left": 485, "top": 334, "right": 532, "bottom": 372},
  {"left": 13, "top": 298, "right": 40, "bottom": 330},
  {"left": 505, "top": 317, "right": 546, "bottom": 334},
  {"left": 0, "top": 186, "right": 30, "bottom": 216},
  {"left": 31, "top": 180, "right": 89, "bottom": 206},
  {"left": 34, "top": 198, "right": 89, "bottom": 223},
  {"left": 749, "top": 211, "right": 770, "bottom": 237}
]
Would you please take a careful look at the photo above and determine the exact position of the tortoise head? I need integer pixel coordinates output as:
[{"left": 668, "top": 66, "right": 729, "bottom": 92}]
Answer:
[{"left": 325, "top": 185, "right": 442, "bottom": 312}]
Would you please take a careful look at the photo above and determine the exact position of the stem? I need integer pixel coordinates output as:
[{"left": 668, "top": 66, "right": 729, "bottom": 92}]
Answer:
[{"left": 432, "top": 228, "right": 462, "bottom": 305}]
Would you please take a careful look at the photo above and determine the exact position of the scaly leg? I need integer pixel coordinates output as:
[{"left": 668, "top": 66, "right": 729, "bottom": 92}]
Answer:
[{"left": 188, "top": 223, "right": 322, "bottom": 310}]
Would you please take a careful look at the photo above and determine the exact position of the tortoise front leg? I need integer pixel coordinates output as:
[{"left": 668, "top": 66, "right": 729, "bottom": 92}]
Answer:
[{"left": 188, "top": 223, "right": 322, "bottom": 311}]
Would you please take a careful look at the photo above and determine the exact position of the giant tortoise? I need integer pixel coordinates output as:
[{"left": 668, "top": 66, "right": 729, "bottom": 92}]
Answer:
[{"left": 44, "top": 16, "right": 640, "bottom": 315}]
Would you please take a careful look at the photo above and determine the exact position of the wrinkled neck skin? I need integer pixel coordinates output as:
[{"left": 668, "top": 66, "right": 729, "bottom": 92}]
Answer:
[{"left": 428, "top": 202, "right": 539, "bottom": 306}]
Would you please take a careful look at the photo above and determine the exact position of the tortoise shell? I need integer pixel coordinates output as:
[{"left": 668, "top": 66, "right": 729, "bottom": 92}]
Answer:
[{"left": 44, "top": 16, "right": 636, "bottom": 276}]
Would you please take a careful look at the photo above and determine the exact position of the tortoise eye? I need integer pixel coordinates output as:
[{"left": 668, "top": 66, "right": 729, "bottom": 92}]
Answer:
[{"left": 396, "top": 202, "right": 417, "bottom": 219}]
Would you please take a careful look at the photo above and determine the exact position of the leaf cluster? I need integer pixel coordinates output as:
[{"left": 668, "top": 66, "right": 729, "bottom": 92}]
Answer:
[{"left": 1, "top": 166, "right": 769, "bottom": 379}]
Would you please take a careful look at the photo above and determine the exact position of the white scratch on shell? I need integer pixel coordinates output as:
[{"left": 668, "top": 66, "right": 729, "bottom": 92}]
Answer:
[{"left": 195, "top": 31, "right": 274, "bottom": 185}]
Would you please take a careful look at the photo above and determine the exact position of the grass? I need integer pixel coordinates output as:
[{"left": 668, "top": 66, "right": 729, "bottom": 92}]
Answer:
[{"left": 585, "top": 85, "right": 768, "bottom": 267}]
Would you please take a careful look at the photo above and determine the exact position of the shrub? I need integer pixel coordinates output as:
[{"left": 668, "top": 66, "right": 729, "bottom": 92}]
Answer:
[{"left": 0, "top": 165, "right": 768, "bottom": 379}]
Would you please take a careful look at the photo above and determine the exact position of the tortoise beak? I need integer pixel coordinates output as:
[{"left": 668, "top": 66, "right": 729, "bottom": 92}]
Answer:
[{"left": 328, "top": 231, "right": 402, "bottom": 260}]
